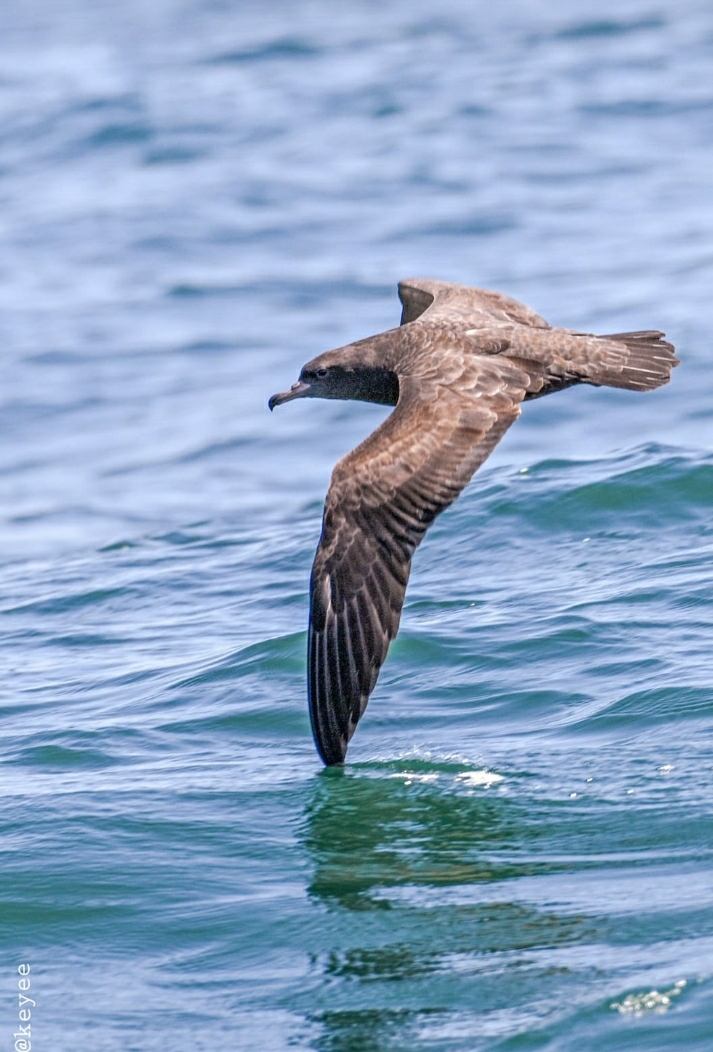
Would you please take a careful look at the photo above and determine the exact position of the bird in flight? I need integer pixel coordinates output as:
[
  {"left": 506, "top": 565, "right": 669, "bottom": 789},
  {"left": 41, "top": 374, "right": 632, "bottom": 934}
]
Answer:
[{"left": 269, "top": 278, "right": 678, "bottom": 766}]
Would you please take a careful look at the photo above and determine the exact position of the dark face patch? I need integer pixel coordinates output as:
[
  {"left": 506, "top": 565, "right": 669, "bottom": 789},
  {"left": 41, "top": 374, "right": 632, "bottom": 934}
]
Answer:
[{"left": 301, "top": 364, "right": 399, "bottom": 406}]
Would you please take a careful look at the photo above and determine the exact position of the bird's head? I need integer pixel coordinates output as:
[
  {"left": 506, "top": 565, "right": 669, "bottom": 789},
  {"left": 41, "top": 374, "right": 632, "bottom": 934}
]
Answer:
[
  {"left": 268, "top": 353, "right": 344, "bottom": 410},
  {"left": 269, "top": 348, "right": 399, "bottom": 410}
]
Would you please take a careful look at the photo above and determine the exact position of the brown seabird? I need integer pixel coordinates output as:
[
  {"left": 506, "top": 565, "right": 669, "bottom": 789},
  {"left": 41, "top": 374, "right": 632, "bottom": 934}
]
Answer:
[{"left": 269, "top": 278, "right": 678, "bottom": 766}]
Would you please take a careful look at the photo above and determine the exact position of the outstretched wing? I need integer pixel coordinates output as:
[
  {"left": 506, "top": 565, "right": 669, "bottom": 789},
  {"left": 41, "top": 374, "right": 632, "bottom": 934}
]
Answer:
[
  {"left": 308, "top": 354, "right": 531, "bottom": 765},
  {"left": 398, "top": 277, "right": 551, "bottom": 330}
]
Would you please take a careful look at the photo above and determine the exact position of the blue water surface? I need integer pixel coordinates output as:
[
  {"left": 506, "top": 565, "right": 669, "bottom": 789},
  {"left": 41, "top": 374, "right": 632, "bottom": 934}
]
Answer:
[{"left": 2, "top": 1, "right": 713, "bottom": 1049}]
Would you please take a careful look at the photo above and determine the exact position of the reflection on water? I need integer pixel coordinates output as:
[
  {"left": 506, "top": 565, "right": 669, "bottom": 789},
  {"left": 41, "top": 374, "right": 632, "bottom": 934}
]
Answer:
[
  {"left": 305, "top": 761, "right": 524, "bottom": 908},
  {"left": 301, "top": 760, "right": 594, "bottom": 1051}
]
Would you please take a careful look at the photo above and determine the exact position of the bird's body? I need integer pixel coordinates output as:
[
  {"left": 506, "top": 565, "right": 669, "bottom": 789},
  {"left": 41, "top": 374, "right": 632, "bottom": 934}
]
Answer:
[{"left": 269, "top": 279, "right": 678, "bottom": 765}]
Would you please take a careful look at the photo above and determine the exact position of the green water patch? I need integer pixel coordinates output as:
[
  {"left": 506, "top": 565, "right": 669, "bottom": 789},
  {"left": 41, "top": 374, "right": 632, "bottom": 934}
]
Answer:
[
  {"left": 388, "top": 630, "right": 485, "bottom": 670},
  {"left": 555, "top": 16, "right": 664, "bottom": 40},
  {"left": 158, "top": 700, "right": 307, "bottom": 739},
  {"left": 84, "top": 122, "right": 152, "bottom": 147},
  {"left": 471, "top": 452, "right": 713, "bottom": 535},
  {"left": 98, "top": 539, "right": 141, "bottom": 552},
  {"left": 583, "top": 686, "right": 713, "bottom": 729},
  {"left": 173, "top": 631, "right": 306, "bottom": 688},
  {"left": 13, "top": 743, "right": 121, "bottom": 770},
  {"left": 410, "top": 685, "right": 594, "bottom": 730},
  {"left": 2, "top": 586, "right": 128, "bottom": 617},
  {"left": 5, "top": 726, "right": 148, "bottom": 770},
  {"left": 207, "top": 37, "right": 319, "bottom": 65},
  {"left": 302, "top": 764, "right": 570, "bottom": 911}
]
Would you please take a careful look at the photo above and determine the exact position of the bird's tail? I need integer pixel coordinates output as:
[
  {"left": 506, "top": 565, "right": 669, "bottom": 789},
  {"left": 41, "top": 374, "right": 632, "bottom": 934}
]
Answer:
[{"left": 590, "top": 330, "right": 679, "bottom": 391}]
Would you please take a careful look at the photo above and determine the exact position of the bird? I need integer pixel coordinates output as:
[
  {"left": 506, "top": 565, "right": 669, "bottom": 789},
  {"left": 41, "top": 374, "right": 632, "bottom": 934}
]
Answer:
[{"left": 269, "top": 278, "right": 678, "bottom": 766}]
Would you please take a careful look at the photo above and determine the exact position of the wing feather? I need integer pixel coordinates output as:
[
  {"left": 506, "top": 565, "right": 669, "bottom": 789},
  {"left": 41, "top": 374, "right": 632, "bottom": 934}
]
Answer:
[
  {"left": 308, "top": 356, "right": 529, "bottom": 764},
  {"left": 398, "top": 277, "right": 551, "bottom": 329}
]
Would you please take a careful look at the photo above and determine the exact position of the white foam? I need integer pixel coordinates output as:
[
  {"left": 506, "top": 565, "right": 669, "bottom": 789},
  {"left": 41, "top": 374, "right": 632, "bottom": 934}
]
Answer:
[
  {"left": 456, "top": 770, "right": 504, "bottom": 788},
  {"left": 388, "top": 767, "right": 504, "bottom": 789},
  {"left": 389, "top": 772, "right": 439, "bottom": 785},
  {"left": 611, "top": 980, "right": 686, "bottom": 1015}
]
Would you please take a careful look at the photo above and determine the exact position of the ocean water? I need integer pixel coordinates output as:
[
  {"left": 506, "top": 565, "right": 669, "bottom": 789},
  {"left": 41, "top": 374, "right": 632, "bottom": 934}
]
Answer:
[{"left": 2, "top": 0, "right": 713, "bottom": 1048}]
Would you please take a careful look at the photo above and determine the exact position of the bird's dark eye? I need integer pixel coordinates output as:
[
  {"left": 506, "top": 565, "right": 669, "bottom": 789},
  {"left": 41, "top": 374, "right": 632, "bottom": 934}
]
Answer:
[{"left": 316, "top": 367, "right": 328, "bottom": 378}]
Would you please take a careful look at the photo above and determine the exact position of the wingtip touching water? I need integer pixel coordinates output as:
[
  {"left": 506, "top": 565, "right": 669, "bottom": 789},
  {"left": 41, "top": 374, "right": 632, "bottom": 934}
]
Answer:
[{"left": 269, "top": 278, "right": 678, "bottom": 765}]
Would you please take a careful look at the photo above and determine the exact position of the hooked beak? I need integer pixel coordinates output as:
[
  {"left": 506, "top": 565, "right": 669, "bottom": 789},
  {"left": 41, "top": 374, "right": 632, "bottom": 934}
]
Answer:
[{"left": 268, "top": 380, "right": 311, "bottom": 411}]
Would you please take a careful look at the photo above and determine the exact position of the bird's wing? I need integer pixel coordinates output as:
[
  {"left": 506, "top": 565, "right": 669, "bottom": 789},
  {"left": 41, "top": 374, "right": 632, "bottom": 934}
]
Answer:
[
  {"left": 308, "top": 353, "right": 531, "bottom": 765},
  {"left": 398, "top": 279, "right": 678, "bottom": 393},
  {"left": 398, "top": 277, "right": 551, "bottom": 330}
]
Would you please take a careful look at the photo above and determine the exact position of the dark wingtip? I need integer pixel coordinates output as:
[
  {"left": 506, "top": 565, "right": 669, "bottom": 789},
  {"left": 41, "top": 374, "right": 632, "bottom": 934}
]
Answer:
[
  {"left": 308, "top": 621, "right": 352, "bottom": 766},
  {"left": 312, "top": 725, "right": 348, "bottom": 767}
]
